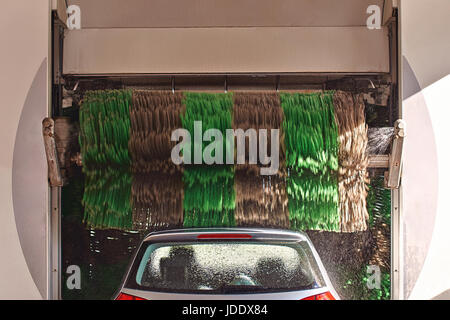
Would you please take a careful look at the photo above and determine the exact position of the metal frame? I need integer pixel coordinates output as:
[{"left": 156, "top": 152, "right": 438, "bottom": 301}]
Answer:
[
  {"left": 391, "top": 0, "right": 403, "bottom": 300},
  {"left": 391, "top": 187, "right": 403, "bottom": 299},
  {"left": 49, "top": 2, "right": 65, "bottom": 300},
  {"left": 49, "top": 187, "right": 61, "bottom": 300},
  {"left": 48, "top": 1, "right": 404, "bottom": 301}
]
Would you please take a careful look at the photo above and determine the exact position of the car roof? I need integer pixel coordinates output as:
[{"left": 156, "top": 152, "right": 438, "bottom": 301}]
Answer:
[{"left": 142, "top": 227, "right": 309, "bottom": 243}]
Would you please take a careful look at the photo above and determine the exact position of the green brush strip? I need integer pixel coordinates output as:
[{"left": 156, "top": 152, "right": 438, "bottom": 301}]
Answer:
[
  {"left": 181, "top": 93, "right": 235, "bottom": 227},
  {"left": 281, "top": 92, "right": 338, "bottom": 174},
  {"left": 281, "top": 92, "right": 339, "bottom": 231},
  {"left": 367, "top": 175, "right": 391, "bottom": 227},
  {"left": 181, "top": 92, "right": 234, "bottom": 160},
  {"left": 79, "top": 90, "right": 132, "bottom": 230},
  {"left": 183, "top": 166, "right": 235, "bottom": 212},
  {"left": 287, "top": 171, "right": 339, "bottom": 231},
  {"left": 366, "top": 175, "right": 391, "bottom": 273}
]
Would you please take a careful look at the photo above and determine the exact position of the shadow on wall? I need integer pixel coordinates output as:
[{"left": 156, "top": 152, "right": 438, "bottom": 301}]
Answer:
[
  {"left": 12, "top": 58, "right": 48, "bottom": 299},
  {"left": 401, "top": 56, "right": 439, "bottom": 299},
  {"left": 432, "top": 289, "right": 450, "bottom": 300}
]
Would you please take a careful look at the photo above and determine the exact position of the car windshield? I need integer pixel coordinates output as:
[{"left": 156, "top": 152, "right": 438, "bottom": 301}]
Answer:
[{"left": 129, "top": 241, "right": 325, "bottom": 294}]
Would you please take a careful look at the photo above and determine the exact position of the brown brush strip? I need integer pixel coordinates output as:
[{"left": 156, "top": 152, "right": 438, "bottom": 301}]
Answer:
[
  {"left": 130, "top": 90, "right": 185, "bottom": 174},
  {"left": 369, "top": 222, "right": 390, "bottom": 272},
  {"left": 129, "top": 91, "right": 185, "bottom": 229},
  {"left": 132, "top": 172, "right": 184, "bottom": 230},
  {"left": 333, "top": 91, "right": 370, "bottom": 232},
  {"left": 232, "top": 92, "right": 289, "bottom": 228},
  {"left": 233, "top": 92, "right": 286, "bottom": 172},
  {"left": 234, "top": 169, "right": 289, "bottom": 228}
]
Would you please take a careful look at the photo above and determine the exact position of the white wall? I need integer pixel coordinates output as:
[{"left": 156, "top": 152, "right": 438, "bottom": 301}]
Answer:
[
  {"left": 0, "top": 0, "right": 50, "bottom": 299},
  {"left": 402, "top": 0, "right": 450, "bottom": 89},
  {"left": 407, "top": 76, "right": 450, "bottom": 300},
  {"left": 401, "top": 0, "right": 450, "bottom": 299}
]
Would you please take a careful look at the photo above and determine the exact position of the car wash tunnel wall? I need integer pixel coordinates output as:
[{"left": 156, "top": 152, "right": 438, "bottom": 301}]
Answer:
[{"left": 55, "top": 77, "right": 395, "bottom": 300}]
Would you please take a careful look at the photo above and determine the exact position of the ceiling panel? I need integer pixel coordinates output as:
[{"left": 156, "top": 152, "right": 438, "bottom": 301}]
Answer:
[
  {"left": 67, "top": 0, "right": 386, "bottom": 28},
  {"left": 63, "top": 27, "right": 389, "bottom": 75}
]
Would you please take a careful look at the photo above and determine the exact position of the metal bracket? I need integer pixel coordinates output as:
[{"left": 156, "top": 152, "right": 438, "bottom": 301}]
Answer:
[
  {"left": 42, "top": 118, "right": 63, "bottom": 187},
  {"left": 368, "top": 154, "right": 390, "bottom": 168},
  {"left": 385, "top": 119, "right": 405, "bottom": 189}
]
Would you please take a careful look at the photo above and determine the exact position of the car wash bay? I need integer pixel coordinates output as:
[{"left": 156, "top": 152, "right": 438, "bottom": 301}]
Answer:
[{"left": 49, "top": 0, "right": 400, "bottom": 300}]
